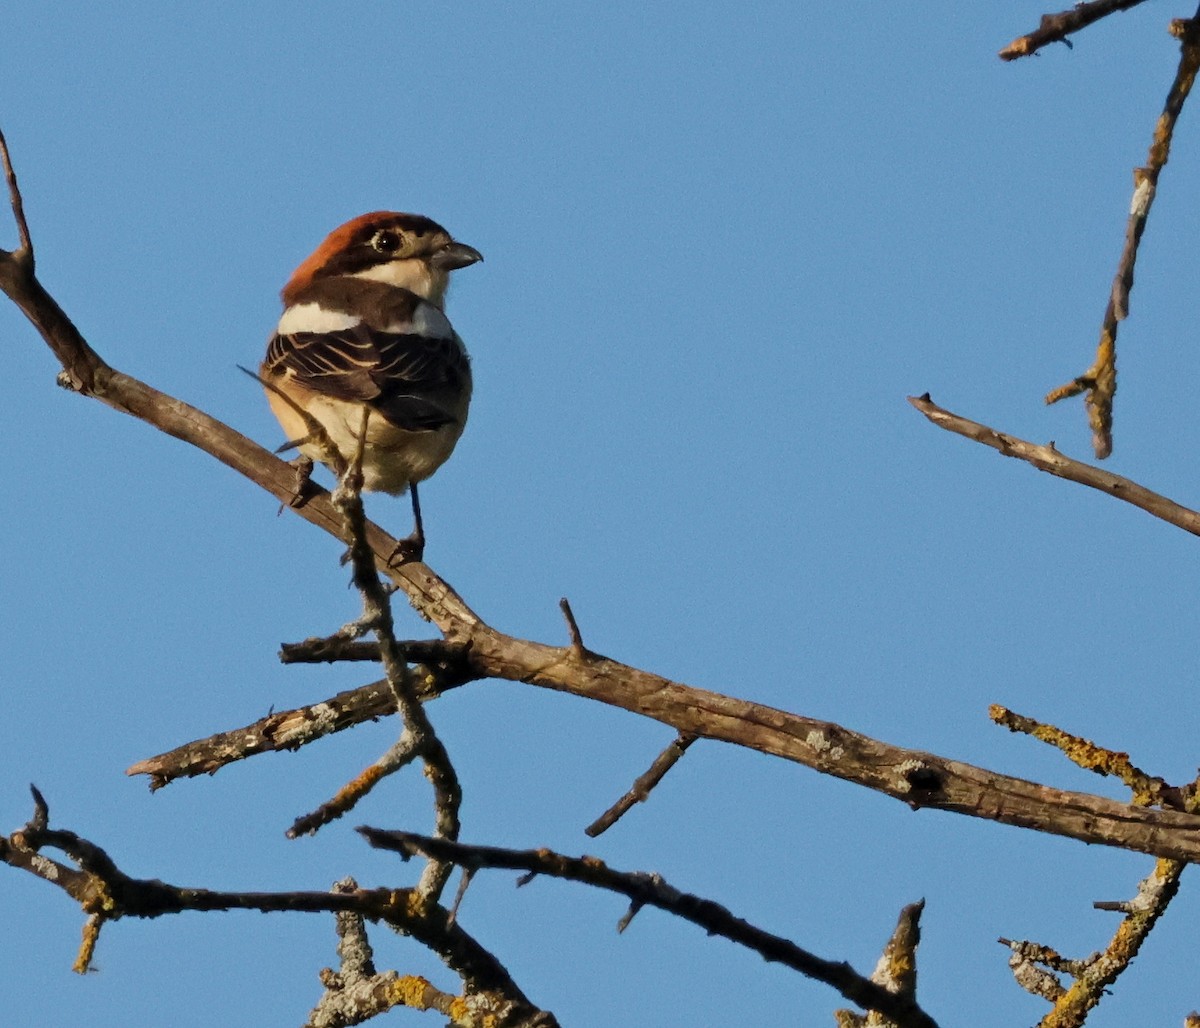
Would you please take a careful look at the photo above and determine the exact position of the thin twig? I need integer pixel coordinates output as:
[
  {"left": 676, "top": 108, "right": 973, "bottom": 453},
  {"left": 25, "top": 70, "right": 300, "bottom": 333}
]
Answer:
[
  {"left": 1047, "top": 762, "right": 1197, "bottom": 1025},
  {"left": 558, "top": 597, "right": 585, "bottom": 656},
  {"left": 999, "top": 0, "right": 1153, "bottom": 61},
  {"left": 360, "top": 828, "right": 940, "bottom": 1028},
  {"left": 1002, "top": 859, "right": 1184, "bottom": 1026},
  {"left": 5, "top": 134, "right": 1200, "bottom": 904},
  {"left": 1000, "top": 940, "right": 1079, "bottom": 1003},
  {"left": 281, "top": 637, "right": 405, "bottom": 664},
  {"left": 993, "top": 749, "right": 1200, "bottom": 1023},
  {"left": 293, "top": 407, "right": 461, "bottom": 900},
  {"left": 1044, "top": 10, "right": 1200, "bottom": 457},
  {"left": 991, "top": 706, "right": 1183, "bottom": 809},
  {"left": 585, "top": 733, "right": 697, "bottom": 836},
  {"left": 3, "top": 795, "right": 556, "bottom": 1024},
  {"left": 125, "top": 671, "right": 470, "bottom": 788},
  {"left": 305, "top": 876, "right": 432, "bottom": 1028},
  {"left": 237, "top": 364, "right": 345, "bottom": 480},
  {"left": 0, "top": 128, "right": 32, "bottom": 261},
  {"left": 909, "top": 394, "right": 1200, "bottom": 536}
]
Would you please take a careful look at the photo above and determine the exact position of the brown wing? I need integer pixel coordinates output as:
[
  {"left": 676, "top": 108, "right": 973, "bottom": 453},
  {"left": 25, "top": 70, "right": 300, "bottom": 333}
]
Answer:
[{"left": 265, "top": 281, "right": 469, "bottom": 432}]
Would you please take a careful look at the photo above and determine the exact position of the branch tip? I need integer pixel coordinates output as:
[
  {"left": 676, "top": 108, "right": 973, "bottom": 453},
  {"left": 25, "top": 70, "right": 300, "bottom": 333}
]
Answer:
[
  {"left": 27, "top": 784, "right": 49, "bottom": 829},
  {"left": 0, "top": 127, "right": 33, "bottom": 263},
  {"left": 559, "top": 597, "right": 586, "bottom": 655}
]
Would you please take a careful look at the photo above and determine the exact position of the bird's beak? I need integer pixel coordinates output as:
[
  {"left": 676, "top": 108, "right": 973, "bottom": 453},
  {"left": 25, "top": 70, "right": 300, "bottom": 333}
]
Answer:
[{"left": 431, "top": 241, "right": 483, "bottom": 271}]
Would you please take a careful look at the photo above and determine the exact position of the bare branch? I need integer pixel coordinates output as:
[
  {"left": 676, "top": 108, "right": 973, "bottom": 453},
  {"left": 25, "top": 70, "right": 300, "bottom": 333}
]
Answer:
[
  {"left": 278, "top": 637, "right": 443, "bottom": 664},
  {"left": 360, "top": 828, "right": 939, "bottom": 1028},
  {"left": 993, "top": 739, "right": 1199, "bottom": 1023},
  {"left": 999, "top": 0, "right": 1153, "bottom": 61},
  {"left": 306, "top": 877, "right": 472, "bottom": 1028},
  {"left": 999, "top": 940, "right": 1077, "bottom": 1002},
  {"left": 291, "top": 413, "right": 462, "bottom": 901},
  {"left": 835, "top": 900, "right": 926, "bottom": 1028},
  {"left": 3, "top": 798, "right": 556, "bottom": 1025},
  {"left": 125, "top": 672, "right": 467, "bottom": 788},
  {"left": 131, "top": 599, "right": 1200, "bottom": 864},
  {"left": 5, "top": 127, "right": 1200, "bottom": 961},
  {"left": 1002, "top": 859, "right": 1184, "bottom": 1025},
  {"left": 1043, "top": 10, "right": 1200, "bottom": 457},
  {"left": 909, "top": 394, "right": 1200, "bottom": 537},
  {"left": 585, "top": 733, "right": 696, "bottom": 837},
  {"left": 992, "top": 706, "right": 1185, "bottom": 810},
  {"left": 557, "top": 597, "right": 586, "bottom": 656},
  {"left": 0, "top": 128, "right": 33, "bottom": 261}
]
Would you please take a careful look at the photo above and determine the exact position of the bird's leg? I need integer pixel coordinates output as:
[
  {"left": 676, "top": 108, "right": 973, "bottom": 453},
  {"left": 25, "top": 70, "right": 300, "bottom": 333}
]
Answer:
[{"left": 388, "top": 482, "right": 426, "bottom": 565}]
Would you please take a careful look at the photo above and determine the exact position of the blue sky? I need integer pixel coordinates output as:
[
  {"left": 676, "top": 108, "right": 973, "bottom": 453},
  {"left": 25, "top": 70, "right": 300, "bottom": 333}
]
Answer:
[{"left": 4, "top": 3, "right": 1200, "bottom": 1025}]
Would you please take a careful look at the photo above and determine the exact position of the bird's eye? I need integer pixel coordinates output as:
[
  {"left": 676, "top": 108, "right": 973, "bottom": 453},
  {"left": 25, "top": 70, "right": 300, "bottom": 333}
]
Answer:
[{"left": 372, "top": 230, "right": 402, "bottom": 253}]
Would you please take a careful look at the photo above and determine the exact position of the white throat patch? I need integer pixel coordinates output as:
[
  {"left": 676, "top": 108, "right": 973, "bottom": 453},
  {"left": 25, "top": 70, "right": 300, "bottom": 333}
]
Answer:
[{"left": 351, "top": 258, "right": 441, "bottom": 301}]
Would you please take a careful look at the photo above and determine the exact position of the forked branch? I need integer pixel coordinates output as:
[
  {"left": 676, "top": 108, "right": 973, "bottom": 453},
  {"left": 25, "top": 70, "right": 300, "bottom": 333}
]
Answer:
[{"left": 360, "top": 828, "right": 939, "bottom": 1028}]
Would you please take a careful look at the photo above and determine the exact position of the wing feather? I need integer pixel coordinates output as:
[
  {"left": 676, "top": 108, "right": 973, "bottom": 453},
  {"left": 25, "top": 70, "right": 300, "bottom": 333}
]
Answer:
[{"left": 265, "top": 283, "right": 469, "bottom": 432}]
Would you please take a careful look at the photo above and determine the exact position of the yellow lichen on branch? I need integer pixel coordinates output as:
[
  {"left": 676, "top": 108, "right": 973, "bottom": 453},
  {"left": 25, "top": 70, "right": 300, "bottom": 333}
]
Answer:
[
  {"left": 1044, "top": 15, "right": 1200, "bottom": 458},
  {"left": 990, "top": 705, "right": 1168, "bottom": 807}
]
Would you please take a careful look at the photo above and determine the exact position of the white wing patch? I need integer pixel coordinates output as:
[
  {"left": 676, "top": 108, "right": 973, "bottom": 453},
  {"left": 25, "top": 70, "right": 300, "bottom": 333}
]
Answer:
[{"left": 277, "top": 303, "right": 362, "bottom": 335}]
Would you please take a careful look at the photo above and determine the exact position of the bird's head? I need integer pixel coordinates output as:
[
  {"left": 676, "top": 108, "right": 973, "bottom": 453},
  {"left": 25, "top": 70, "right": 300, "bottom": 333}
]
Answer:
[{"left": 282, "top": 211, "right": 482, "bottom": 308}]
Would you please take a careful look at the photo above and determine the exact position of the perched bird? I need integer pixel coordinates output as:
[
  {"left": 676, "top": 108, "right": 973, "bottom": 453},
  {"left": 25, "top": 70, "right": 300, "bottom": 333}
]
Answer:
[{"left": 261, "top": 211, "right": 482, "bottom": 559}]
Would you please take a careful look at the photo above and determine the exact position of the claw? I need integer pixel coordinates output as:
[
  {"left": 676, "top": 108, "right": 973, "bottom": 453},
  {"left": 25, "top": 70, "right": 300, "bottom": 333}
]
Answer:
[
  {"left": 285, "top": 455, "right": 316, "bottom": 509},
  {"left": 386, "top": 482, "right": 427, "bottom": 564},
  {"left": 387, "top": 533, "right": 425, "bottom": 566}
]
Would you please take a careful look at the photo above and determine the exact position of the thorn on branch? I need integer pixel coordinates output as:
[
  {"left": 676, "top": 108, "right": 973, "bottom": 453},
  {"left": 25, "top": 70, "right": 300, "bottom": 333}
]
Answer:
[
  {"left": 559, "top": 597, "right": 586, "bottom": 657},
  {"left": 0, "top": 127, "right": 33, "bottom": 265},
  {"left": 1093, "top": 900, "right": 1132, "bottom": 913},
  {"left": 28, "top": 783, "right": 49, "bottom": 831},
  {"left": 616, "top": 900, "right": 644, "bottom": 933},
  {"left": 448, "top": 868, "right": 474, "bottom": 925}
]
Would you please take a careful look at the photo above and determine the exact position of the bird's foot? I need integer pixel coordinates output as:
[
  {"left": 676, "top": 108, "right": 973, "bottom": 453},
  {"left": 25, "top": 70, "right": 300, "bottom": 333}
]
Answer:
[
  {"left": 387, "top": 532, "right": 425, "bottom": 566},
  {"left": 285, "top": 456, "right": 316, "bottom": 509}
]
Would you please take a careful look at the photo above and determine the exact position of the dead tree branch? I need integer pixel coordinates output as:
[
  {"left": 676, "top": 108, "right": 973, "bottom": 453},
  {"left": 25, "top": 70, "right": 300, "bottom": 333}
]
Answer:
[
  {"left": 304, "top": 877, "right": 514, "bottom": 1028},
  {"left": 1037, "top": 9, "right": 1200, "bottom": 457},
  {"left": 360, "top": 828, "right": 939, "bottom": 1028},
  {"left": 127, "top": 614, "right": 1200, "bottom": 864},
  {"left": 6, "top": 125, "right": 1198, "bottom": 869},
  {"left": 287, "top": 418, "right": 461, "bottom": 902},
  {"left": 585, "top": 733, "right": 696, "bottom": 837},
  {"left": 909, "top": 394, "right": 1200, "bottom": 537},
  {"left": 999, "top": 0, "right": 1154, "bottom": 61},
  {"left": 835, "top": 901, "right": 926, "bottom": 1028},
  {"left": 1, "top": 791, "right": 556, "bottom": 1026},
  {"left": 990, "top": 713, "right": 1196, "bottom": 1025},
  {"left": 6, "top": 128, "right": 1200, "bottom": 1027}
]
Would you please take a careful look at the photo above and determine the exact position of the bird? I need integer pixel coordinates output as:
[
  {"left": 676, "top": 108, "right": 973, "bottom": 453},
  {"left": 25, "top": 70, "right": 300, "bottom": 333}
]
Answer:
[{"left": 260, "top": 211, "right": 482, "bottom": 561}]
